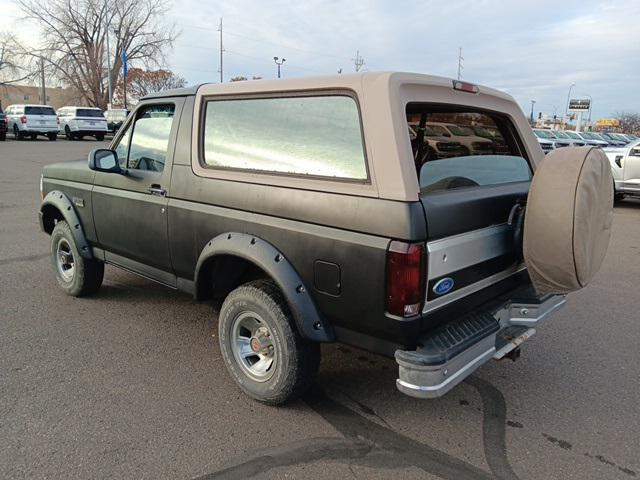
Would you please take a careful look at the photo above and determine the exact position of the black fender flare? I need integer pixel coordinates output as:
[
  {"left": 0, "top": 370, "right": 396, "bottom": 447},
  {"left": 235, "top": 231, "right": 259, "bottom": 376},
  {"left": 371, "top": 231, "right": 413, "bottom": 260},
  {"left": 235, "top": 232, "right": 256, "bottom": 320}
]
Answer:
[
  {"left": 39, "top": 190, "right": 93, "bottom": 259},
  {"left": 194, "top": 232, "right": 334, "bottom": 342}
]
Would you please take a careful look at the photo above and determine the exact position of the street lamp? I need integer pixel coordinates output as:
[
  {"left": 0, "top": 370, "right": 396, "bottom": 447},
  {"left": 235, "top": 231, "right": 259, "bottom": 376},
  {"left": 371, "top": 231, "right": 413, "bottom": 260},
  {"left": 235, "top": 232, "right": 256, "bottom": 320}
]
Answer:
[
  {"left": 530, "top": 100, "right": 536, "bottom": 123},
  {"left": 273, "top": 56, "right": 286, "bottom": 79},
  {"left": 564, "top": 82, "right": 576, "bottom": 120}
]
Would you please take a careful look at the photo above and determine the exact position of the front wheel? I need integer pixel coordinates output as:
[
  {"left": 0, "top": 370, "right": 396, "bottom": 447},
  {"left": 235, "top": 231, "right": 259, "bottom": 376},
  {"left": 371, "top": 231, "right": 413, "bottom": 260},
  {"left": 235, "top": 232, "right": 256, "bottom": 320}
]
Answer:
[
  {"left": 218, "top": 280, "right": 320, "bottom": 405},
  {"left": 50, "top": 221, "right": 104, "bottom": 296}
]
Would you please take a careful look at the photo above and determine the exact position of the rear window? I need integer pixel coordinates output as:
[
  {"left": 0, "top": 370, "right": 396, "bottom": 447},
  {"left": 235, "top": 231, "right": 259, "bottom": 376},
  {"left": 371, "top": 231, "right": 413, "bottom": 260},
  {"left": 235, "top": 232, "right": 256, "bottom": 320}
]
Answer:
[
  {"left": 407, "top": 105, "right": 531, "bottom": 193},
  {"left": 25, "top": 106, "right": 56, "bottom": 116},
  {"left": 77, "top": 109, "right": 103, "bottom": 118},
  {"left": 202, "top": 95, "right": 368, "bottom": 180}
]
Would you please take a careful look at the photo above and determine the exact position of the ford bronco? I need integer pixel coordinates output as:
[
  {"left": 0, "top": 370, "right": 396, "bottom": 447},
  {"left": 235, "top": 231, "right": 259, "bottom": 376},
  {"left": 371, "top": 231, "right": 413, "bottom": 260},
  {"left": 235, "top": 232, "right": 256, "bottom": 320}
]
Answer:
[{"left": 38, "top": 73, "right": 613, "bottom": 404}]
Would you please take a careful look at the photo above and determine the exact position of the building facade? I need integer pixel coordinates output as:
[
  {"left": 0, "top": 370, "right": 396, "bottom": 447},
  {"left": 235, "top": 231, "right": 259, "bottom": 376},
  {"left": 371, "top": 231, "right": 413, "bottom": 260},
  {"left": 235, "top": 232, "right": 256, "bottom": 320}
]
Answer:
[{"left": 0, "top": 84, "right": 85, "bottom": 110}]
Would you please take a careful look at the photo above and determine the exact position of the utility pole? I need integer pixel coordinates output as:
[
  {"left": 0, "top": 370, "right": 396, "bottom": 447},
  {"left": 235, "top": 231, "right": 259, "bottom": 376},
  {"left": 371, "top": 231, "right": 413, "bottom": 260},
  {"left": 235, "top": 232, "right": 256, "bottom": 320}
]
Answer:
[
  {"left": 457, "top": 47, "right": 463, "bottom": 80},
  {"left": 104, "top": 0, "right": 112, "bottom": 108},
  {"left": 218, "top": 17, "right": 224, "bottom": 83},
  {"left": 353, "top": 50, "right": 364, "bottom": 72},
  {"left": 273, "top": 56, "right": 286, "bottom": 78},
  {"left": 40, "top": 58, "right": 46, "bottom": 104}
]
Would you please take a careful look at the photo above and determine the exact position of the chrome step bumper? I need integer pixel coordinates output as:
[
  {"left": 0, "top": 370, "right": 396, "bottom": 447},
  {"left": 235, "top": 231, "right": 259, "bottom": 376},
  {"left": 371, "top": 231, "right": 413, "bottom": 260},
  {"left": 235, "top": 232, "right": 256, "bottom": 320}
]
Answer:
[{"left": 395, "top": 292, "right": 566, "bottom": 399}]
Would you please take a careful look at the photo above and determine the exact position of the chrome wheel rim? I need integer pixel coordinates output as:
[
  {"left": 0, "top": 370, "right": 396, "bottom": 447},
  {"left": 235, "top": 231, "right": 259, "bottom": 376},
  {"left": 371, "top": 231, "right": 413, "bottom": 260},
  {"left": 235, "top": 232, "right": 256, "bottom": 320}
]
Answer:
[
  {"left": 230, "top": 311, "right": 276, "bottom": 382},
  {"left": 56, "top": 238, "right": 75, "bottom": 282}
]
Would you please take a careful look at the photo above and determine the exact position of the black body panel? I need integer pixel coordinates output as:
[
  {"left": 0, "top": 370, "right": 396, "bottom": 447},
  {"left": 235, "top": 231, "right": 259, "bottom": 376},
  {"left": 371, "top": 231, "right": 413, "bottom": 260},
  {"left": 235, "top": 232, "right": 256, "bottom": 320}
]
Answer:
[{"left": 420, "top": 181, "right": 530, "bottom": 240}]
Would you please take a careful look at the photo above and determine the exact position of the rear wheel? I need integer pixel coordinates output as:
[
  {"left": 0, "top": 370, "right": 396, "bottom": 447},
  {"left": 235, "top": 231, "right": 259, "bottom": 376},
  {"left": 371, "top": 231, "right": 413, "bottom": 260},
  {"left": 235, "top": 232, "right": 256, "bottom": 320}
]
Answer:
[
  {"left": 218, "top": 279, "right": 320, "bottom": 405},
  {"left": 0, "top": 132, "right": 6, "bottom": 141},
  {"left": 96, "top": 133, "right": 105, "bottom": 141},
  {"left": 48, "top": 133, "right": 57, "bottom": 141},
  {"left": 30, "top": 133, "right": 37, "bottom": 140},
  {"left": 64, "top": 126, "right": 74, "bottom": 140},
  {"left": 50, "top": 221, "right": 104, "bottom": 296}
]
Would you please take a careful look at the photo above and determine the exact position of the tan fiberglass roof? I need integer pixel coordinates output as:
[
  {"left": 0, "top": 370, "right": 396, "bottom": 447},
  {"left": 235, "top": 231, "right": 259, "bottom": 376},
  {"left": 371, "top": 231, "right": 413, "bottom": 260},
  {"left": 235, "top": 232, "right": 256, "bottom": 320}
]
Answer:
[{"left": 191, "top": 72, "right": 542, "bottom": 201}]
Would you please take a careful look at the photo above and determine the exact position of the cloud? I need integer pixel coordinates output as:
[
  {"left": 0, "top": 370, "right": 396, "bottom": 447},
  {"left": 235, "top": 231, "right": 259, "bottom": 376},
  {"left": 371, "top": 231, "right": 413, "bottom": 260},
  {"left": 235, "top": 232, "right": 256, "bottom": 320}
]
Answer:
[{"left": 2, "top": 0, "right": 638, "bottom": 118}]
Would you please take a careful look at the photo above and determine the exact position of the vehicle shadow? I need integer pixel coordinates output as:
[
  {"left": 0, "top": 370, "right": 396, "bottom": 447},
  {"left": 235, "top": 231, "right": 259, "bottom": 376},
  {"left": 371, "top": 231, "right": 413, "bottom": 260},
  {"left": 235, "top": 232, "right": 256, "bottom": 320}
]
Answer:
[
  {"left": 94, "top": 269, "right": 520, "bottom": 480},
  {"left": 615, "top": 197, "right": 640, "bottom": 210}
]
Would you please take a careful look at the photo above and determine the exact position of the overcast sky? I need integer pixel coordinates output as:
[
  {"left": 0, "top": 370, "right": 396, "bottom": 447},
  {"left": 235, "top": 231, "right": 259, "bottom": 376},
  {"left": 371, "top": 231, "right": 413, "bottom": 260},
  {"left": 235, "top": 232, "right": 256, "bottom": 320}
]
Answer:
[{"left": 1, "top": 0, "right": 638, "bottom": 119}]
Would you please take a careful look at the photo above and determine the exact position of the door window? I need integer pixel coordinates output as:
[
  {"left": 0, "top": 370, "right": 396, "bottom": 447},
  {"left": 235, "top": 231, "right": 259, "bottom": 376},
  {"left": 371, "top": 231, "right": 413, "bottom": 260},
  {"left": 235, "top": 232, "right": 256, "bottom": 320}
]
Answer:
[
  {"left": 113, "top": 123, "right": 132, "bottom": 168},
  {"left": 127, "top": 104, "right": 175, "bottom": 172}
]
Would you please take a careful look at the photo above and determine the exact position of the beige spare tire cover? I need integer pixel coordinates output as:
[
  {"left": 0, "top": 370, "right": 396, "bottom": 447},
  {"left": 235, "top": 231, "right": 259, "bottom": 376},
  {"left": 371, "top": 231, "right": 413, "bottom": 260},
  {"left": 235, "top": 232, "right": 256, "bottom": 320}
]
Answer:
[{"left": 524, "top": 146, "right": 613, "bottom": 295}]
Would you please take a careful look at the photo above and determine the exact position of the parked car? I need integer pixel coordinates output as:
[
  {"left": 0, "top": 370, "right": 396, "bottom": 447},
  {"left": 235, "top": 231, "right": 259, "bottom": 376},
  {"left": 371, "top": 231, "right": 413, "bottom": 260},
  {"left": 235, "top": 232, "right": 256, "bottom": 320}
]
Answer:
[
  {"left": 589, "top": 132, "right": 629, "bottom": 147},
  {"left": 533, "top": 129, "right": 570, "bottom": 149},
  {"left": 408, "top": 123, "right": 467, "bottom": 163},
  {"left": 550, "top": 130, "right": 585, "bottom": 147},
  {"left": 38, "top": 73, "right": 613, "bottom": 404},
  {"left": 0, "top": 107, "right": 7, "bottom": 141},
  {"left": 104, "top": 109, "right": 129, "bottom": 135},
  {"left": 57, "top": 106, "right": 108, "bottom": 141},
  {"left": 536, "top": 136, "right": 555, "bottom": 153},
  {"left": 4, "top": 104, "right": 58, "bottom": 140},
  {"left": 578, "top": 132, "right": 610, "bottom": 147},
  {"left": 471, "top": 125, "right": 511, "bottom": 153},
  {"left": 426, "top": 122, "right": 495, "bottom": 155},
  {"left": 604, "top": 139, "right": 640, "bottom": 201}
]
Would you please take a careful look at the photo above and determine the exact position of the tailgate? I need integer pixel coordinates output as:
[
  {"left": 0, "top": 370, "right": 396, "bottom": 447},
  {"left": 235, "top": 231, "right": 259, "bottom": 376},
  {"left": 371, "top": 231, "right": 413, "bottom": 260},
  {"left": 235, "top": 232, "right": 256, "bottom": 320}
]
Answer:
[
  {"left": 407, "top": 103, "right": 533, "bottom": 314},
  {"left": 421, "top": 181, "right": 529, "bottom": 312}
]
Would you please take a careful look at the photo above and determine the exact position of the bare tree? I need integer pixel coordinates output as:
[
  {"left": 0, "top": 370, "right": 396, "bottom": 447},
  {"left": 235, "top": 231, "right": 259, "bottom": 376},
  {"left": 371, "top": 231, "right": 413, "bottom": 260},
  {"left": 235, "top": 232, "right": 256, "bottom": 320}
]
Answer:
[
  {"left": 613, "top": 111, "right": 640, "bottom": 134},
  {"left": 0, "top": 31, "right": 31, "bottom": 85},
  {"left": 18, "top": 0, "right": 178, "bottom": 108},
  {"left": 113, "top": 67, "right": 185, "bottom": 103}
]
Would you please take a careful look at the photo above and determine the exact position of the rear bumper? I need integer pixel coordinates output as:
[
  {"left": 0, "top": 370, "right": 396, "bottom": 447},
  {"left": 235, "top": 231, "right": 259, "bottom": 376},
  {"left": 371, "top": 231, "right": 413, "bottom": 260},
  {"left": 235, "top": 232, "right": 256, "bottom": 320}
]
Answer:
[{"left": 395, "top": 291, "right": 566, "bottom": 398}]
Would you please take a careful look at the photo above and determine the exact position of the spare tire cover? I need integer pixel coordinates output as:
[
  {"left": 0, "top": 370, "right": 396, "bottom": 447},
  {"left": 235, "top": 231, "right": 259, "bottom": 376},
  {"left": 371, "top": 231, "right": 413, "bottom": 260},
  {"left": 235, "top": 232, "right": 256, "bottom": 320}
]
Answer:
[{"left": 524, "top": 146, "right": 613, "bottom": 295}]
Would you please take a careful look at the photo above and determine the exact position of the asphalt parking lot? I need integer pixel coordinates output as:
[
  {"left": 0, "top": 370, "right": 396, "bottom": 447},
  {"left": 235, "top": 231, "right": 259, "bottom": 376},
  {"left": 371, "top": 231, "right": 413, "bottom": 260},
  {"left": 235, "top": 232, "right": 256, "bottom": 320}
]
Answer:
[{"left": 1, "top": 138, "right": 639, "bottom": 480}]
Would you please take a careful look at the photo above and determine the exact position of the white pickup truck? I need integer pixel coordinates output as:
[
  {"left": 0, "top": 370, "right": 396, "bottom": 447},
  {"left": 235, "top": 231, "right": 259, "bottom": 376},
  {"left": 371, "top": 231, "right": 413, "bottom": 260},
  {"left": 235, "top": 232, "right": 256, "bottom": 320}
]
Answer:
[{"left": 605, "top": 140, "right": 640, "bottom": 201}]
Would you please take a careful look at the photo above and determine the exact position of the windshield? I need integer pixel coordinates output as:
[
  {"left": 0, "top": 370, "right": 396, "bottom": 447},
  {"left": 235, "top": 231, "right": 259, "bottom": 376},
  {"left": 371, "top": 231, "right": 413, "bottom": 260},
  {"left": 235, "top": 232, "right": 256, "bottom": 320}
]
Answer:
[
  {"left": 77, "top": 109, "right": 104, "bottom": 118},
  {"left": 590, "top": 133, "right": 607, "bottom": 141},
  {"left": 25, "top": 106, "right": 56, "bottom": 116},
  {"left": 565, "top": 131, "right": 582, "bottom": 139},
  {"left": 580, "top": 132, "right": 596, "bottom": 140},
  {"left": 552, "top": 131, "right": 570, "bottom": 139},
  {"left": 534, "top": 130, "right": 555, "bottom": 139}
]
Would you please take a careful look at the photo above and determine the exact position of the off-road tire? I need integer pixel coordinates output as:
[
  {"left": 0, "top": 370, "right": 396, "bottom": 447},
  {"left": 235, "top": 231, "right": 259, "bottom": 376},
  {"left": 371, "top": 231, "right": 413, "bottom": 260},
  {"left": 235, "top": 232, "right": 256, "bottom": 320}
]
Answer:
[
  {"left": 218, "top": 279, "right": 320, "bottom": 405},
  {"left": 50, "top": 221, "right": 104, "bottom": 297}
]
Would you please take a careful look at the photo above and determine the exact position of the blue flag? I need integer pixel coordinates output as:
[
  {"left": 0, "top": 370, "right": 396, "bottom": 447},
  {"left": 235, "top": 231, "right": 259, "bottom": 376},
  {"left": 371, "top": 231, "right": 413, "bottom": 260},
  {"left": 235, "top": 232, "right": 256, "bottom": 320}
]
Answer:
[{"left": 121, "top": 49, "right": 128, "bottom": 77}]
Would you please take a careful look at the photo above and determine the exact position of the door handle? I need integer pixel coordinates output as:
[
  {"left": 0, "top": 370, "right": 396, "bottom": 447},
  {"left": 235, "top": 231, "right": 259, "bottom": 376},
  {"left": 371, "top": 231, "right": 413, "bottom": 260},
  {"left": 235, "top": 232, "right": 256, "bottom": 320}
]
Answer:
[{"left": 147, "top": 184, "right": 167, "bottom": 196}]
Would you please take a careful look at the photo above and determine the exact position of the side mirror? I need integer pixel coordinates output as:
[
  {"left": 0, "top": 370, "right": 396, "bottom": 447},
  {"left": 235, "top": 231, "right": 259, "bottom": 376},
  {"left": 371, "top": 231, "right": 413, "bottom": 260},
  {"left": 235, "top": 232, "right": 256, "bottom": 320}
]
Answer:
[{"left": 88, "top": 149, "right": 126, "bottom": 174}]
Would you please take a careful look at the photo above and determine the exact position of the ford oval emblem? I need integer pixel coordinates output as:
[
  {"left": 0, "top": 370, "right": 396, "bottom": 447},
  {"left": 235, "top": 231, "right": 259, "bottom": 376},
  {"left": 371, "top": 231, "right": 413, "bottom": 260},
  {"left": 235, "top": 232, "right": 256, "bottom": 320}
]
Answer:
[{"left": 433, "top": 277, "right": 455, "bottom": 296}]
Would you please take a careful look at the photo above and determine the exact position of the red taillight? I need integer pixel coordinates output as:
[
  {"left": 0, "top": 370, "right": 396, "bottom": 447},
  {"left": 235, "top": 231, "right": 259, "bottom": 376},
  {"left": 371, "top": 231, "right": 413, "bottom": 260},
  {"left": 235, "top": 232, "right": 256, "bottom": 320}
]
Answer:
[
  {"left": 452, "top": 80, "right": 479, "bottom": 94},
  {"left": 20, "top": 115, "right": 27, "bottom": 124},
  {"left": 386, "top": 241, "right": 425, "bottom": 317}
]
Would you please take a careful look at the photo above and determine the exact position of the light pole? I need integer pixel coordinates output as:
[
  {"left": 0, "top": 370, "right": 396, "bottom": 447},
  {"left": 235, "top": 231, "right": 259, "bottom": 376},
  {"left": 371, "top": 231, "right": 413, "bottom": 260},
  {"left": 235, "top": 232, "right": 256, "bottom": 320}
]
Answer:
[
  {"left": 583, "top": 94, "right": 593, "bottom": 124},
  {"left": 530, "top": 100, "right": 536, "bottom": 123},
  {"left": 273, "top": 56, "right": 286, "bottom": 79},
  {"left": 564, "top": 82, "right": 576, "bottom": 120},
  {"left": 104, "top": 0, "right": 112, "bottom": 108}
]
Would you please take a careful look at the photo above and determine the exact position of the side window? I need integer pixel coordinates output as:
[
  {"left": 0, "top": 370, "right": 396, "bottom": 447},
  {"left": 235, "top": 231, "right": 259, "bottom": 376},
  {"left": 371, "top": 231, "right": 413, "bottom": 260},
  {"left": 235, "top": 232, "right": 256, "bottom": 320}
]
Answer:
[
  {"left": 202, "top": 95, "right": 368, "bottom": 180},
  {"left": 113, "top": 124, "right": 132, "bottom": 168},
  {"left": 127, "top": 104, "right": 175, "bottom": 172}
]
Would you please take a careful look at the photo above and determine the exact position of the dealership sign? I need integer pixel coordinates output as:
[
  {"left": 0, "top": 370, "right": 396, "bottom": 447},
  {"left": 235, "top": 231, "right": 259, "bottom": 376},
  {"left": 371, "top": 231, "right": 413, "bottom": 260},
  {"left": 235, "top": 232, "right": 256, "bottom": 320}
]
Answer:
[
  {"left": 568, "top": 99, "right": 591, "bottom": 112},
  {"left": 595, "top": 118, "right": 620, "bottom": 127}
]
